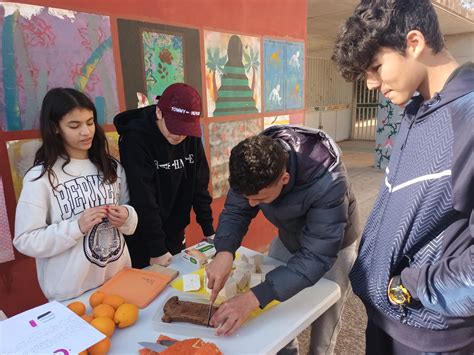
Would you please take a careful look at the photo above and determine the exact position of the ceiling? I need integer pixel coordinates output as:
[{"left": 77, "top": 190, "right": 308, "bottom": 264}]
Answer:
[{"left": 307, "top": 0, "right": 474, "bottom": 58}]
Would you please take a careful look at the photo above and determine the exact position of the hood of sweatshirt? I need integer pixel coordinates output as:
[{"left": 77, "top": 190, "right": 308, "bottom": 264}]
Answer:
[
  {"left": 406, "top": 62, "right": 474, "bottom": 120},
  {"left": 262, "top": 125, "right": 340, "bottom": 195},
  {"left": 114, "top": 105, "right": 160, "bottom": 137}
]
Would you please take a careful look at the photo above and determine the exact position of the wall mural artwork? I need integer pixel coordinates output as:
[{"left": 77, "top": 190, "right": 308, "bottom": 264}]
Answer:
[
  {"left": 117, "top": 19, "right": 201, "bottom": 110},
  {"left": 6, "top": 133, "right": 118, "bottom": 201},
  {"left": 264, "top": 112, "right": 305, "bottom": 129},
  {"left": 6, "top": 138, "right": 42, "bottom": 200},
  {"left": 141, "top": 30, "right": 184, "bottom": 102},
  {"left": 264, "top": 39, "right": 305, "bottom": 112},
  {"left": 105, "top": 131, "right": 120, "bottom": 161},
  {"left": 289, "top": 112, "right": 304, "bottom": 125},
  {"left": 0, "top": 3, "right": 119, "bottom": 130},
  {"left": 285, "top": 42, "right": 304, "bottom": 109},
  {"left": 375, "top": 96, "right": 403, "bottom": 169},
  {"left": 209, "top": 118, "right": 262, "bottom": 198},
  {"left": 0, "top": 176, "right": 15, "bottom": 263},
  {"left": 264, "top": 40, "right": 285, "bottom": 111},
  {"left": 204, "top": 31, "right": 261, "bottom": 117},
  {"left": 264, "top": 115, "right": 289, "bottom": 129}
]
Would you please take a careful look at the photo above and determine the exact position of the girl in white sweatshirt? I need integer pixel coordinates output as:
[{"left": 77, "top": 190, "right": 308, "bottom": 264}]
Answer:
[{"left": 14, "top": 88, "right": 138, "bottom": 301}]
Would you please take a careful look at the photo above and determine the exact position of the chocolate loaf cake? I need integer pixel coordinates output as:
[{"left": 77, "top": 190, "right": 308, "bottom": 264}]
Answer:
[{"left": 162, "top": 296, "right": 219, "bottom": 326}]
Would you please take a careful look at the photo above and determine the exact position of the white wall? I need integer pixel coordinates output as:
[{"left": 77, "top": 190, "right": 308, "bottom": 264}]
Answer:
[
  {"left": 445, "top": 32, "right": 474, "bottom": 64},
  {"left": 305, "top": 108, "right": 352, "bottom": 142}
]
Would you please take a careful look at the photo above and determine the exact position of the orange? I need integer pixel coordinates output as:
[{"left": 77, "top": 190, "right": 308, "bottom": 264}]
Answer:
[
  {"left": 67, "top": 301, "right": 86, "bottom": 316},
  {"left": 81, "top": 314, "right": 94, "bottom": 323},
  {"left": 114, "top": 303, "right": 139, "bottom": 328},
  {"left": 90, "top": 317, "right": 116, "bottom": 338},
  {"left": 89, "top": 291, "right": 106, "bottom": 308},
  {"left": 88, "top": 337, "right": 111, "bottom": 355},
  {"left": 93, "top": 303, "right": 115, "bottom": 320},
  {"left": 102, "top": 294, "right": 125, "bottom": 310},
  {"left": 78, "top": 350, "right": 88, "bottom": 355}
]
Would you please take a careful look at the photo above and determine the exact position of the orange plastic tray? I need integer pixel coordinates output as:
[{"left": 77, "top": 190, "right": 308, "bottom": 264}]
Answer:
[{"left": 99, "top": 267, "right": 172, "bottom": 308}]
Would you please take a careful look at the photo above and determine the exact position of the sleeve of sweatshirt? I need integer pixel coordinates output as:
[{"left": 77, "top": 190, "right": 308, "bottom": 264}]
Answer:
[
  {"left": 401, "top": 95, "right": 474, "bottom": 317},
  {"left": 13, "top": 171, "right": 84, "bottom": 258},
  {"left": 214, "top": 188, "right": 259, "bottom": 255},
  {"left": 252, "top": 174, "right": 349, "bottom": 308},
  {"left": 116, "top": 162, "right": 138, "bottom": 236},
  {"left": 118, "top": 132, "right": 168, "bottom": 257},
  {"left": 192, "top": 140, "right": 215, "bottom": 237}
]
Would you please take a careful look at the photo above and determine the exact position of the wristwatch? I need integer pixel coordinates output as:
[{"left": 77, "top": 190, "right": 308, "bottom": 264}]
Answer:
[{"left": 387, "top": 275, "right": 412, "bottom": 306}]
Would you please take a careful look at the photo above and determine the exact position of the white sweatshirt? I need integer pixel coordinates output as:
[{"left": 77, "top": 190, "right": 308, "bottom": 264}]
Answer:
[{"left": 14, "top": 157, "right": 138, "bottom": 301}]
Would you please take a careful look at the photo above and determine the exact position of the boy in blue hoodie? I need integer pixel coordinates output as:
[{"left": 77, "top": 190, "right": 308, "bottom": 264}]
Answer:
[{"left": 332, "top": 0, "right": 473, "bottom": 354}]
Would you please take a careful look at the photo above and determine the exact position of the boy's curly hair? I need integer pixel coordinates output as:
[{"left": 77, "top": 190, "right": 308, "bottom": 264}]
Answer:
[
  {"left": 229, "top": 135, "right": 287, "bottom": 196},
  {"left": 331, "top": 0, "right": 445, "bottom": 81}
]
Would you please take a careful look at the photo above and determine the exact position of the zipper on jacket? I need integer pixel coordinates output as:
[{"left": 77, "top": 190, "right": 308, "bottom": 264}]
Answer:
[
  {"left": 400, "top": 117, "right": 416, "bottom": 151},
  {"left": 399, "top": 305, "right": 408, "bottom": 324},
  {"left": 366, "top": 113, "right": 415, "bottom": 310}
]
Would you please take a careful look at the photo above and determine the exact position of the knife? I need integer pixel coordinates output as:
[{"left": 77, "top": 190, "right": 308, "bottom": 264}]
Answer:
[
  {"left": 138, "top": 341, "right": 168, "bottom": 352},
  {"left": 206, "top": 299, "right": 213, "bottom": 327},
  {"left": 139, "top": 339, "right": 178, "bottom": 351}
]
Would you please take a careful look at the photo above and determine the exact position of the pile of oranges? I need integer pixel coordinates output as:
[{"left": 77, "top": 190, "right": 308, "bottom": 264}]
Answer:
[{"left": 67, "top": 291, "right": 139, "bottom": 355}]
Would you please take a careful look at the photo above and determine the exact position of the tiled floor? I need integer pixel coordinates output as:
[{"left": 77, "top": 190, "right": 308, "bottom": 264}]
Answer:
[{"left": 298, "top": 140, "right": 384, "bottom": 355}]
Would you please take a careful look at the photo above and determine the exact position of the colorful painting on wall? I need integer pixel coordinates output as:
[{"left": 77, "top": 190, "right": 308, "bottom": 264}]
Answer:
[
  {"left": 0, "top": 2, "right": 119, "bottom": 131},
  {"left": 285, "top": 42, "right": 304, "bottom": 109},
  {"left": 117, "top": 19, "right": 201, "bottom": 110},
  {"left": 6, "top": 138, "right": 42, "bottom": 200},
  {"left": 289, "top": 112, "right": 304, "bottom": 125},
  {"left": 264, "top": 115, "right": 289, "bottom": 129},
  {"left": 105, "top": 131, "right": 120, "bottom": 161},
  {"left": 264, "top": 40, "right": 286, "bottom": 111},
  {"left": 141, "top": 30, "right": 184, "bottom": 103},
  {"left": 375, "top": 96, "right": 403, "bottom": 169},
  {"left": 209, "top": 118, "right": 262, "bottom": 198},
  {"left": 264, "top": 39, "right": 305, "bottom": 112},
  {"left": 204, "top": 31, "right": 261, "bottom": 117},
  {"left": 263, "top": 112, "right": 304, "bottom": 129},
  {"left": 0, "top": 176, "right": 15, "bottom": 263},
  {"left": 6, "top": 134, "right": 119, "bottom": 201}
]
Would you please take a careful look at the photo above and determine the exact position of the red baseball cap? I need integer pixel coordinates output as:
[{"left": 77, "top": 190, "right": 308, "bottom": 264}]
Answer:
[{"left": 157, "top": 83, "right": 202, "bottom": 137}]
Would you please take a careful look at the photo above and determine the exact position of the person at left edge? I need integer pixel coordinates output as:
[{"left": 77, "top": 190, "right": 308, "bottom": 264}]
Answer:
[{"left": 114, "top": 83, "right": 215, "bottom": 268}]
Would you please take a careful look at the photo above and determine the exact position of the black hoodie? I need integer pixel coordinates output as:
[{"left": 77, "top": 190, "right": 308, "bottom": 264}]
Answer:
[{"left": 114, "top": 105, "right": 214, "bottom": 257}]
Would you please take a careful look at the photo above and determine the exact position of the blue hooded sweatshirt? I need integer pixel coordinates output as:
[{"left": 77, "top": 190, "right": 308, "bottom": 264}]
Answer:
[{"left": 351, "top": 62, "right": 474, "bottom": 352}]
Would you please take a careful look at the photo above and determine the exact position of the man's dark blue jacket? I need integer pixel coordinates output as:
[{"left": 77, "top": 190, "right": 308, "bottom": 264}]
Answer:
[{"left": 214, "top": 126, "right": 359, "bottom": 308}]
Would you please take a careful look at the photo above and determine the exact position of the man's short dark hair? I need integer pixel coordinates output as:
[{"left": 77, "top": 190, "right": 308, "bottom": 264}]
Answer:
[
  {"left": 331, "top": 0, "right": 445, "bottom": 81},
  {"left": 229, "top": 135, "right": 287, "bottom": 196}
]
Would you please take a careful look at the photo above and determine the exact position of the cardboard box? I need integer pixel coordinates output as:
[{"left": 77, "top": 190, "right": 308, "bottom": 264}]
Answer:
[{"left": 181, "top": 241, "right": 216, "bottom": 268}]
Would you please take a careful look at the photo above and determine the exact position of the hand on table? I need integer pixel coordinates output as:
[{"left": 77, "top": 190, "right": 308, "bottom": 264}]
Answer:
[
  {"left": 78, "top": 206, "right": 108, "bottom": 234},
  {"left": 205, "top": 251, "right": 234, "bottom": 304},
  {"left": 106, "top": 205, "right": 129, "bottom": 228},
  {"left": 210, "top": 291, "right": 260, "bottom": 336},
  {"left": 150, "top": 252, "right": 172, "bottom": 267}
]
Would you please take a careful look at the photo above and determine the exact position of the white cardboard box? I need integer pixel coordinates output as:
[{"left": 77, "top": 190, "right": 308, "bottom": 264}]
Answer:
[{"left": 181, "top": 241, "right": 216, "bottom": 268}]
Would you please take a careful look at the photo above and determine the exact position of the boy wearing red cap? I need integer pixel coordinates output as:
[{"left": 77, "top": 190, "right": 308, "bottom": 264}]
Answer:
[{"left": 114, "top": 83, "right": 215, "bottom": 268}]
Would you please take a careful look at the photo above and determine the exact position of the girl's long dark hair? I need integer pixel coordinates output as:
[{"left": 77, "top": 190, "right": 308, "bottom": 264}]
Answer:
[{"left": 33, "top": 88, "right": 117, "bottom": 186}]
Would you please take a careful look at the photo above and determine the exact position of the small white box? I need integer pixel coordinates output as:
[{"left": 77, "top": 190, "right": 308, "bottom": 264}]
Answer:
[{"left": 181, "top": 241, "right": 216, "bottom": 268}]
